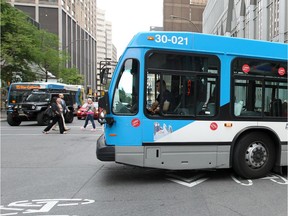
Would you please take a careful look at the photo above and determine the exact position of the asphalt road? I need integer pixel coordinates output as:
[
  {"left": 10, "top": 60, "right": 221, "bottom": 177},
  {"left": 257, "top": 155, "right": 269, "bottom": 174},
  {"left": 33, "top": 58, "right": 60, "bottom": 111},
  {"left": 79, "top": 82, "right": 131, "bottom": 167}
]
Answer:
[{"left": 1, "top": 117, "right": 287, "bottom": 216}]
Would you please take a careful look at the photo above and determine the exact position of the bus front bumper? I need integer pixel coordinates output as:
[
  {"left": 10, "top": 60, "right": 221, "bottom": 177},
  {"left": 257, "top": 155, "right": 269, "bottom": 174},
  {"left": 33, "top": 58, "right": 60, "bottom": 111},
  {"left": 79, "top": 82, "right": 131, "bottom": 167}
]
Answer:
[{"left": 96, "top": 134, "right": 115, "bottom": 161}]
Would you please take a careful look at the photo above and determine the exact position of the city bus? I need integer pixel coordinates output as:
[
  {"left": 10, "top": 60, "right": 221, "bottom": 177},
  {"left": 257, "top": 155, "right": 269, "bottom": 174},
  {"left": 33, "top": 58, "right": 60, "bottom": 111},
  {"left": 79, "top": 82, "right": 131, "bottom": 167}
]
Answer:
[
  {"left": 96, "top": 32, "right": 287, "bottom": 179},
  {"left": 7, "top": 82, "right": 83, "bottom": 126}
]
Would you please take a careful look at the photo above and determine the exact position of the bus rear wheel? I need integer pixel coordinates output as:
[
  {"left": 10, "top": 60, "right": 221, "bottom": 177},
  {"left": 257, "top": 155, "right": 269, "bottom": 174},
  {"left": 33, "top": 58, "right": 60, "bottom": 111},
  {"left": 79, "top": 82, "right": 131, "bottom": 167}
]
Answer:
[{"left": 233, "top": 132, "right": 275, "bottom": 179}]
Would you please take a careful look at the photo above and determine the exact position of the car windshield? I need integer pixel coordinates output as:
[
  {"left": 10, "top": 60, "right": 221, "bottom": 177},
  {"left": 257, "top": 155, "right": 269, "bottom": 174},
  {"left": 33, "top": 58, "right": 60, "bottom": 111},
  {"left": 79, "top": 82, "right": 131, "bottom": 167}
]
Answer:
[
  {"left": 82, "top": 102, "right": 98, "bottom": 108},
  {"left": 25, "top": 93, "right": 50, "bottom": 102}
]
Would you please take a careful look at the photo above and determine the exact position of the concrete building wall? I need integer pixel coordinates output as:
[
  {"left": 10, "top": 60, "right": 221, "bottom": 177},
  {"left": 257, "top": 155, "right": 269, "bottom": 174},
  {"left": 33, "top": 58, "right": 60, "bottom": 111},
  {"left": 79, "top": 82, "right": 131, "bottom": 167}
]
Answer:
[
  {"left": 163, "top": 0, "right": 208, "bottom": 32},
  {"left": 95, "top": 7, "right": 117, "bottom": 98},
  {"left": 203, "top": 0, "right": 287, "bottom": 43},
  {"left": 7, "top": 0, "right": 99, "bottom": 95}
]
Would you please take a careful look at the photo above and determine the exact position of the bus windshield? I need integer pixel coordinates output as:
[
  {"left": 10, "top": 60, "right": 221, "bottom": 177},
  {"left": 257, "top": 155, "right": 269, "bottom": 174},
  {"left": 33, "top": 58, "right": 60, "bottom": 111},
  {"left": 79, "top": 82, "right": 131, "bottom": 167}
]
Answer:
[
  {"left": 8, "top": 90, "right": 31, "bottom": 104},
  {"left": 24, "top": 93, "right": 50, "bottom": 103}
]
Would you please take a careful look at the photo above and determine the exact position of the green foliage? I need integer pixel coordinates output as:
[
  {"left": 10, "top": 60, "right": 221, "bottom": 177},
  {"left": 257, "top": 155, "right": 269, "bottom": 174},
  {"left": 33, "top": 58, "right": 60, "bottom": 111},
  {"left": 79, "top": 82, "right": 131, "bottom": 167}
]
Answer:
[
  {"left": 119, "top": 88, "right": 132, "bottom": 104},
  {"left": 0, "top": 0, "right": 38, "bottom": 82},
  {"left": 59, "top": 67, "right": 84, "bottom": 85},
  {"left": 0, "top": 0, "right": 82, "bottom": 85}
]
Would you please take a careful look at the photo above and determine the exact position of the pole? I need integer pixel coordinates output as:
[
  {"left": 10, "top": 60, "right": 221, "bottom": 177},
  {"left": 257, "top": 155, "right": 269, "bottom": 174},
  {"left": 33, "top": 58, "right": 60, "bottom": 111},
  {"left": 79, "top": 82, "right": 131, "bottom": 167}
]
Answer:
[{"left": 170, "top": 15, "right": 200, "bottom": 32}]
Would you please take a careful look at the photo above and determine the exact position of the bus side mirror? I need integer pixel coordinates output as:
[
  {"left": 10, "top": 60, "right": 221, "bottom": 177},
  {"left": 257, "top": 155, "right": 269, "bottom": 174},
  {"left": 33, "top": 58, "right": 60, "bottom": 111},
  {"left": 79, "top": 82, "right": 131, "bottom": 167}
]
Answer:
[{"left": 98, "top": 92, "right": 110, "bottom": 114}]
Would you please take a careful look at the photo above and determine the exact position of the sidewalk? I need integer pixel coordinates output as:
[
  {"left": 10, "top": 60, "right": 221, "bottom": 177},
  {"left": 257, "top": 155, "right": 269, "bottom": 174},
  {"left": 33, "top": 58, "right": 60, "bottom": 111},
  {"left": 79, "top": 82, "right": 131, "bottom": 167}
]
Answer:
[{"left": 1, "top": 110, "right": 7, "bottom": 122}]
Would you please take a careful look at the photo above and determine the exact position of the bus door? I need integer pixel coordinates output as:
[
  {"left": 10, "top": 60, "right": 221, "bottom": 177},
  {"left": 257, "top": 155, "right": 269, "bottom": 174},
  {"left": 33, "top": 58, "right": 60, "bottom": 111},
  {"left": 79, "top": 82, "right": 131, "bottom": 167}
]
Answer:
[{"left": 105, "top": 59, "right": 141, "bottom": 146}]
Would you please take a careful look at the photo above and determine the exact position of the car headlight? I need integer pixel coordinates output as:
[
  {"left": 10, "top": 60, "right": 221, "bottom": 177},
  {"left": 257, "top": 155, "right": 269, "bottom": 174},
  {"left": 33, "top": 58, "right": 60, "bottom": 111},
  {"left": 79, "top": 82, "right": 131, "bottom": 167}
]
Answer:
[{"left": 31, "top": 105, "right": 36, "bottom": 109}]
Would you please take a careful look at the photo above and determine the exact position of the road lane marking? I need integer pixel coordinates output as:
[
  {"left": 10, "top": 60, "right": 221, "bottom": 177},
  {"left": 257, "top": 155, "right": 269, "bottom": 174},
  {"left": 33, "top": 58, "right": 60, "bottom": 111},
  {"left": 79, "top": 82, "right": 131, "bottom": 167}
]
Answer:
[
  {"left": 0, "top": 199, "right": 95, "bottom": 216},
  {"left": 166, "top": 173, "right": 209, "bottom": 188}
]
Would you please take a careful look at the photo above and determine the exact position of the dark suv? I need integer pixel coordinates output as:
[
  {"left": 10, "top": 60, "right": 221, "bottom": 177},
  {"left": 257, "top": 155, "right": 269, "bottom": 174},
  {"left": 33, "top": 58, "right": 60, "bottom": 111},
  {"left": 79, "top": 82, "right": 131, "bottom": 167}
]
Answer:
[{"left": 7, "top": 91, "right": 74, "bottom": 126}]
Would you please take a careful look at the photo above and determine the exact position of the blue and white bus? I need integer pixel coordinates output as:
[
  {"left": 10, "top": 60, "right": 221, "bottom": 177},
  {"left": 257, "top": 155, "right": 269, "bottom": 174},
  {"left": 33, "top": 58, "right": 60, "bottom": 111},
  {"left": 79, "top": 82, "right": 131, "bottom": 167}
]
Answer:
[
  {"left": 7, "top": 82, "right": 83, "bottom": 126},
  {"left": 97, "top": 32, "right": 287, "bottom": 179}
]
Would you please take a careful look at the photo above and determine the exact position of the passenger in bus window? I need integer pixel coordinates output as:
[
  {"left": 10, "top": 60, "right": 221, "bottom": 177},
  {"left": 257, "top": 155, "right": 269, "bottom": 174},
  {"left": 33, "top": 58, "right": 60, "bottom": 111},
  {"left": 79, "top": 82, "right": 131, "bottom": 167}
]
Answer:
[{"left": 147, "top": 79, "right": 174, "bottom": 114}]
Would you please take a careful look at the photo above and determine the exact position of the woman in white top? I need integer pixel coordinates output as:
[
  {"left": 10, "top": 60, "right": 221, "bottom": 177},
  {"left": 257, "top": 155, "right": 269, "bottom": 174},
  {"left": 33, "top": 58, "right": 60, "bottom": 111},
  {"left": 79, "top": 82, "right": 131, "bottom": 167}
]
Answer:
[{"left": 81, "top": 98, "right": 96, "bottom": 131}]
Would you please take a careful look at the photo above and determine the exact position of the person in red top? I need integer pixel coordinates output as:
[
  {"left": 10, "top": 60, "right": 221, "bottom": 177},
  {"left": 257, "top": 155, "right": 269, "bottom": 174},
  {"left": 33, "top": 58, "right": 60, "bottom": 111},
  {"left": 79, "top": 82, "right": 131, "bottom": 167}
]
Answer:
[{"left": 81, "top": 98, "right": 96, "bottom": 132}]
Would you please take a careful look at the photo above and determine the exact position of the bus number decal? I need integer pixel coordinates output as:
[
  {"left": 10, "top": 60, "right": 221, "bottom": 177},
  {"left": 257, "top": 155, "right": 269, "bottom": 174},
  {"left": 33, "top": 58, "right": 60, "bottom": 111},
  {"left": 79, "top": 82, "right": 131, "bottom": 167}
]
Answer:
[{"left": 155, "top": 34, "right": 188, "bottom": 46}]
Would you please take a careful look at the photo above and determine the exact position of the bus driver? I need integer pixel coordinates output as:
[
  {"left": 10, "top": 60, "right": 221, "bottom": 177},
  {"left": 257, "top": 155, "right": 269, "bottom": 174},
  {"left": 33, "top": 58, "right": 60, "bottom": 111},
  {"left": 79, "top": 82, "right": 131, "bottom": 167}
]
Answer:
[{"left": 148, "top": 79, "right": 174, "bottom": 114}]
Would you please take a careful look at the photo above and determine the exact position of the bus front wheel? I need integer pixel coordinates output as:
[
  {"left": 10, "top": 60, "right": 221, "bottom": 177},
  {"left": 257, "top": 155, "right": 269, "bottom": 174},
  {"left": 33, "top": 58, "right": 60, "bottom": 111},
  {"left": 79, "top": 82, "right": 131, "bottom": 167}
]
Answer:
[
  {"left": 233, "top": 132, "right": 275, "bottom": 179},
  {"left": 7, "top": 113, "right": 21, "bottom": 126}
]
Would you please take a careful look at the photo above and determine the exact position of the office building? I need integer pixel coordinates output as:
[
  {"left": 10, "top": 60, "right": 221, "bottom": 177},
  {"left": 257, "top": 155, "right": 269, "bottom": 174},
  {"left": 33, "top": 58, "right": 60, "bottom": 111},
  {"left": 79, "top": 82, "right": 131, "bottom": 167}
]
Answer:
[
  {"left": 163, "top": 0, "right": 208, "bottom": 32},
  {"left": 95, "top": 7, "right": 117, "bottom": 98},
  {"left": 203, "top": 0, "right": 287, "bottom": 43},
  {"left": 6, "top": 0, "right": 111, "bottom": 96}
]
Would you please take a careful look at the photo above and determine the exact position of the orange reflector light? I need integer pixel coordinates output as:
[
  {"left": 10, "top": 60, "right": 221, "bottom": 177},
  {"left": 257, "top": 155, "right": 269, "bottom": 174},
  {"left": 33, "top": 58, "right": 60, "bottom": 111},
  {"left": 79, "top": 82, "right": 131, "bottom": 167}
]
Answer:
[
  {"left": 224, "top": 123, "right": 233, "bottom": 127},
  {"left": 109, "top": 134, "right": 117, "bottom": 137},
  {"left": 147, "top": 36, "right": 154, "bottom": 40}
]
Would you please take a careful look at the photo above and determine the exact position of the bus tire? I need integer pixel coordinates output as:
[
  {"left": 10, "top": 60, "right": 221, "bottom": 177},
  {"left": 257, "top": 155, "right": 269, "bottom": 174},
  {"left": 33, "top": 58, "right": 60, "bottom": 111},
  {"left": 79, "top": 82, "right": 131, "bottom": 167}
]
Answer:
[
  {"left": 233, "top": 132, "right": 275, "bottom": 179},
  {"left": 37, "top": 111, "right": 50, "bottom": 126},
  {"left": 7, "top": 113, "right": 21, "bottom": 126},
  {"left": 65, "top": 111, "right": 74, "bottom": 123}
]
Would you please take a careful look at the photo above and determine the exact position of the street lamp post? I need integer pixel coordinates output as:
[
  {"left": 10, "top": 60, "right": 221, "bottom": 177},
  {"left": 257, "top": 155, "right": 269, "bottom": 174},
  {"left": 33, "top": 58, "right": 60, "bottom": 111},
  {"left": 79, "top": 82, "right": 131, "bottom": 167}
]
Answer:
[
  {"left": 170, "top": 15, "right": 200, "bottom": 32},
  {"left": 64, "top": 38, "right": 88, "bottom": 50}
]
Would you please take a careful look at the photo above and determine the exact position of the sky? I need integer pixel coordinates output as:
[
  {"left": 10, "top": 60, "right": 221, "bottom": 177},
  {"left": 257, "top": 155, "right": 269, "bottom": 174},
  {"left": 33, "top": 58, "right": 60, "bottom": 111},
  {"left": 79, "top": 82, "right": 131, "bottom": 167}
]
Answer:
[{"left": 97, "top": 0, "right": 163, "bottom": 57}]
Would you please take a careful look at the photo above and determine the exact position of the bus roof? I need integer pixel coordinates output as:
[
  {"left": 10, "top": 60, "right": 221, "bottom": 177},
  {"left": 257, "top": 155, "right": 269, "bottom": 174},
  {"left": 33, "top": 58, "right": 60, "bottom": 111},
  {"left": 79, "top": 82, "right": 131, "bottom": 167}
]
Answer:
[{"left": 127, "top": 32, "right": 287, "bottom": 60}]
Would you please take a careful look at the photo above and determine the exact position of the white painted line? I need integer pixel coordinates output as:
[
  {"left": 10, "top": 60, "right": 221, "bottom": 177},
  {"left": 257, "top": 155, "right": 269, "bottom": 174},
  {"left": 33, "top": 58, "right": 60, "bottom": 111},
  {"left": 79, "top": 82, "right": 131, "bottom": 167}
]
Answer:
[
  {"left": 0, "top": 212, "right": 18, "bottom": 216},
  {"left": 81, "top": 199, "right": 95, "bottom": 205},
  {"left": 23, "top": 201, "right": 58, "bottom": 214},
  {"left": 8, "top": 200, "right": 41, "bottom": 208},
  {"left": 231, "top": 174, "right": 253, "bottom": 186},
  {"left": 166, "top": 173, "right": 206, "bottom": 182},
  {"left": 57, "top": 203, "right": 79, "bottom": 207},
  {"left": 166, "top": 177, "right": 209, "bottom": 187}
]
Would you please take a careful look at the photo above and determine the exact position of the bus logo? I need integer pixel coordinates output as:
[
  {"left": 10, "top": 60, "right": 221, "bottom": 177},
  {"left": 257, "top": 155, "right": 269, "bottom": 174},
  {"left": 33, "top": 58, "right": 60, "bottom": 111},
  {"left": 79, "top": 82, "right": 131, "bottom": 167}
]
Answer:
[
  {"left": 278, "top": 67, "right": 286, "bottom": 76},
  {"left": 131, "top": 118, "right": 140, "bottom": 127},
  {"left": 210, "top": 122, "right": 218, "bottom": 131},
  {"left": 242, "top": 64, "right": 250, "bottom": 73}
]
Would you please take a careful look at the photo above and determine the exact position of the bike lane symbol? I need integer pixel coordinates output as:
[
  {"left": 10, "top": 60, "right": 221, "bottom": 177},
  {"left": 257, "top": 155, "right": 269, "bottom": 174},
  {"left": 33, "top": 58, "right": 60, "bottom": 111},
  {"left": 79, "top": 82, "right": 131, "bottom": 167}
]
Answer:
[
  {"left": 231, "top": 173, "right": 288, "bottom": 186},
  {"left": 0, "top": 198, "right": 95, "bottom": 215}
]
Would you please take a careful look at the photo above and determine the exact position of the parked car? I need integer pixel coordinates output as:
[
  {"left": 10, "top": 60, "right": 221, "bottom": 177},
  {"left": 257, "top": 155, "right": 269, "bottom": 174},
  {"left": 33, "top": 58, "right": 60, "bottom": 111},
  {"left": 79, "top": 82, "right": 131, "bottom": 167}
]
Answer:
[{"left": 77, "top": 102, "right": 101, "bottom": 120}]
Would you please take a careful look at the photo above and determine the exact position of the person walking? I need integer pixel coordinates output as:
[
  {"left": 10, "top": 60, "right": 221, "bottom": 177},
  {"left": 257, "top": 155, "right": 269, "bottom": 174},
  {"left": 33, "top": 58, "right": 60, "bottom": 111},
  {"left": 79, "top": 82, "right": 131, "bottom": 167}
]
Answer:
[
  {"left": 81, "top": 98, "right": 96, "bottom": 132},
  {"left": 42, "top": 97, "right": 66, "bottom": 134},
  {"left": 52, "top": 93, "right": 70, "bottom": 131}
]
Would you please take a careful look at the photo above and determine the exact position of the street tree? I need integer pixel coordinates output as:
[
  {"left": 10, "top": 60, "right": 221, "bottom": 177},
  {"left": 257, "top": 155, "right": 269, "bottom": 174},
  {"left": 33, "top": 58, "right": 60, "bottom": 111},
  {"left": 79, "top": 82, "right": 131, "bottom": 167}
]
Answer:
[
  {"left": 60, "top": 67, "right": 84, "bottom": 85},
  {"left": 0, "top": 0, "right": 38, "bottom": 82},
  {"left": 0, "top": 0, "right": 83, "bottom": 85}
]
